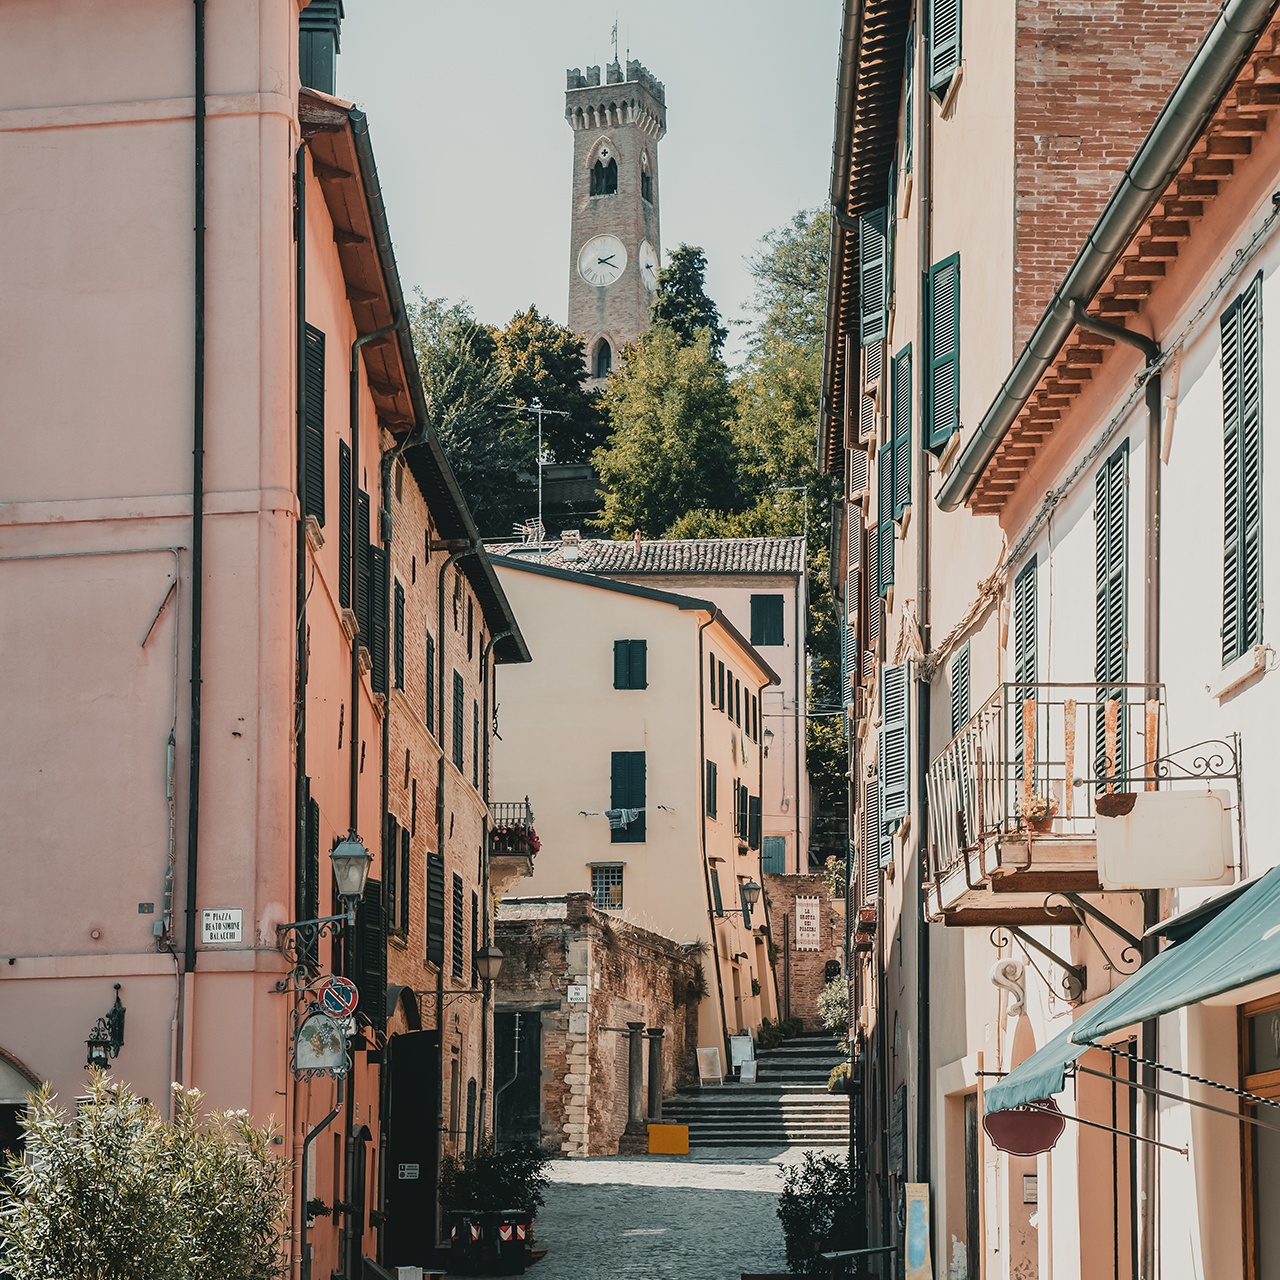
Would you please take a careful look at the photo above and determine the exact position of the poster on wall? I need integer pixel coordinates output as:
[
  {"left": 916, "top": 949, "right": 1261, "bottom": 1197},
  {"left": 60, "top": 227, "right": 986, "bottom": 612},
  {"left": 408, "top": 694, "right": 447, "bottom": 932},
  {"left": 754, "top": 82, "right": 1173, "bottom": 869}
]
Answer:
[
  {"left": 796, "top": 897, "right": 821, "bottom": 950},
  {"left": 904, "top": 1182, "right": 933, "bottom": 1280}
]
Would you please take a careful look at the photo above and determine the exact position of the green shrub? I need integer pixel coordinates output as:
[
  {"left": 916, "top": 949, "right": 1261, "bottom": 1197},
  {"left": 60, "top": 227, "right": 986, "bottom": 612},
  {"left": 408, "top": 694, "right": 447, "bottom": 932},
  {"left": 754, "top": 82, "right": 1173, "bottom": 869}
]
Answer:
[
  {"left": 784, "top": 1016, "right": 804, "bottom": 1038},
  {"left": 776, "top": 1150, "right": 862, "bottom": 1273},
  {"left": 0, "top": 1071, "right": 291, "bottom": 1280},
  {"left": 822, "top": 856, "right": 847, "bottom": 899},
  {"left": 827, "top": 1062, "right": 851, "bottom": 1092},
  {"left": 438, "top": 1136, "right": 555, "bottom": 1216},
  {"left": 817, "top": 977, "right": 850, "bottom": 1056}
]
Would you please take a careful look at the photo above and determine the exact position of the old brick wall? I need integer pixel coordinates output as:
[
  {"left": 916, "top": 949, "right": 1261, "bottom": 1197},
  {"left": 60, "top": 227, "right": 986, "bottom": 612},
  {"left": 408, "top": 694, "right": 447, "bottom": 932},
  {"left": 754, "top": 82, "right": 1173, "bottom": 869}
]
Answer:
[
  {"left": 495, "top": 893, "right": 701, "bottom": 1156},
  {"left": 1013, "top": 0, "right": 1220, "bottom": 345},
  {"left": 764, "top": 873, "right": 845, "bottom": 1032}
]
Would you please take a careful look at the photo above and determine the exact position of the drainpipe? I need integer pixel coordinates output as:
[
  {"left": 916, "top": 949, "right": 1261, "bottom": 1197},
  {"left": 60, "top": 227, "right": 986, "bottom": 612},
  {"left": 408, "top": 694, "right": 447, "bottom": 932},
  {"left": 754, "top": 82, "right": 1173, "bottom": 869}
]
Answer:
[
  {"left": 1071, "top": 302, "right": 1163, "bottom": 1280},
  {"left": 478, "top": 628, "right": 513, "bottom": 1142},
  {"left": 794, "top": 552, "right": 804, "bottom": 870},
  {"left": 936, "top": 0, "right": 1280, "bottom": 512},
  {"left": 914, "top": 13, "right": 932, "bottom": 1196},
  {"left": 183, "top": 0, "right": 207, "bottom": 986},
  {"left": 697, "top": 612, "right": 733, "bottom": 1069}
]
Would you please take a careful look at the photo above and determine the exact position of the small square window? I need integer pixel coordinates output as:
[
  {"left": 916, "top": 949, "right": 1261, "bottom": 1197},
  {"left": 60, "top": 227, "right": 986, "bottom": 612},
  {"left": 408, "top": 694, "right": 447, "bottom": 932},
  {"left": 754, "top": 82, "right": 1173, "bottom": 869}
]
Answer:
[{"left": 592, "top": 865, "right": 623, "bottom": 911}]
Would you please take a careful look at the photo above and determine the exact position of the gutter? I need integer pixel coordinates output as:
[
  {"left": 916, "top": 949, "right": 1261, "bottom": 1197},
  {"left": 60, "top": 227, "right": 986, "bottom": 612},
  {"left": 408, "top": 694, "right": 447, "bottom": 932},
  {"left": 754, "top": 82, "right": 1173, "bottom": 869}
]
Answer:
[{"left": 936, "top": 0, "right": 1280, "bottom": 512}]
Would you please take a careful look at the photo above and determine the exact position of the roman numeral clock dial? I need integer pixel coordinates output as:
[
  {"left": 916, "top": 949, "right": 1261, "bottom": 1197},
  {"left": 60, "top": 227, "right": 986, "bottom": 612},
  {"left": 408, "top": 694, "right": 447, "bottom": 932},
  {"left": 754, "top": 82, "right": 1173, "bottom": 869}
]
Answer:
[{"left": 578, "top": 234, "right": 628, "bottom": 288}]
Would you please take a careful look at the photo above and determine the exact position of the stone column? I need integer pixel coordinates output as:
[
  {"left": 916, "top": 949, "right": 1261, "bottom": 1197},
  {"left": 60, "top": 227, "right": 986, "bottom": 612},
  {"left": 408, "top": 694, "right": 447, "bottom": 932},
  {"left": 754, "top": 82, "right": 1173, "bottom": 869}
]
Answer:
[
  {"left": 645, "top": 1027, "right": 664, "bottom": 1122},
  {"left": 618, "top": 1021, "right": 647, "bottom": 1153}
]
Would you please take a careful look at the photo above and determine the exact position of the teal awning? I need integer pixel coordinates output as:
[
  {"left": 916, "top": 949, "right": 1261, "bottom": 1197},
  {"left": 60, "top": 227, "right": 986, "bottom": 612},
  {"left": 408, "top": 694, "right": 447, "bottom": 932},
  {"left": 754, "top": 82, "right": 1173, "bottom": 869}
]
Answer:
[{"left": 986, "top": 865, "right": 1280, "bottom": 1114}]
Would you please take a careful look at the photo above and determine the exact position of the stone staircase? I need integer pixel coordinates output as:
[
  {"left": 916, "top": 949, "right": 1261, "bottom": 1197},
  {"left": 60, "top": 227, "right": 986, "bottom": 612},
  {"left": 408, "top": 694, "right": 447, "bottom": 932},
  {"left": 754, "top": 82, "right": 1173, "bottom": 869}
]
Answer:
[{"left": 661, "top": 1031, "right": 851, "bottom": 1148}]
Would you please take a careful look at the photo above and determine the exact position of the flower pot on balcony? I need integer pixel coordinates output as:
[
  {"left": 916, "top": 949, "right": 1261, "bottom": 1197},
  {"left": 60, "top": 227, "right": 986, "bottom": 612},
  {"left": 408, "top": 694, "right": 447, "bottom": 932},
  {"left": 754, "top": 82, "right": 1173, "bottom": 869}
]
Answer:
[{"left": 1028, "top": 818, "right": 1054, "bottom": 834}]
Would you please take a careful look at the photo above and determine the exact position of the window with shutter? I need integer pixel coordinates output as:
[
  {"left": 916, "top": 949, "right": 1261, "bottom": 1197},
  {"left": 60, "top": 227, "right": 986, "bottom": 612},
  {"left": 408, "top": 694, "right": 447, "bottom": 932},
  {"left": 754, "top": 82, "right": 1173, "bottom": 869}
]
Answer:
[
  {"left": 451, "top": 872, "right": 464, "bottom": 979},
  {"left": 750, "top": 595, "right": 785, "bottom": 646},
  {"left": 848, "top": 444, "right": 869, "bottom": 501},
  {"left": 394, "top": 580, "right": 405, "bottom": 690},
  {"left": 1095, "top": 444, "right": 1129, "bottom": 783},
  {"left": 368, "top": 546, "right": 390, "bottom": 695},
  {"left": 384, "top": 814, "right": 399, "bottom": 932},
  {"left": 1221, "top": 275, "right": 1264, "bottom": 666},
  {"left": 718, "top": 661, "right": 726, "bottom": 710},
  {"left": 748, "top": 795, "right": 761, "bottom": 850},
  {"left": 1012, "top": 558, "right": 1037, "bottom": 776},
  {"left": 926, "top": 255, "right": 960, "bottom": 452},
  {"left": 877, "top": 444, "right": 895, "bottom": 596},
  {"left": 859, "top": 207, "right": 889, "bottom": 347},
  {"left": 735, "top": 678, "right": 741, "bottom": 726},
  {"left": 740, "top": 883, "right": 753, "bottom": 928},
  {"left": 866, "top": 515, "right": 880, "bottom": 638},
  {"left": 303, "top": 324, "right": 325, "bottom": 526},
  {"left": 844, "top": 616, "right": 859, "bottom": 706},
  {"left": 929, "top": 0, "right": 961, "bottom": 93},
  {"left": 878, "top": 776, "right": 896, "bottom": 869},
  {"left": 610, "top": 751, "right": 646, "bottom": 843},
  {"left": 762, "top": 835, "right": 786, "bottom": 875},
  {"left": 708, "top": 652, "right": 717, "bottom": 703},
  {"left": 738, "top": 779, "right": 749, "bottom": 838},
  {"left": 472, "top": 700, "right": 479, "bottom": 788},
  {"left": 303, "top": 786, "right": 320, "bottom": 966},
  {"left": 904, "top": 25, "right": 915, "bottom": 173},
  {"left": 400, "top": 827, "right": 410, "bottom": 934},
  {"left": 354, "top": 878, "right": 387, "bottom": 1030},
  {"left": 452, "top": 671, "right": 465, "bottom": 770},
  {"left": 614, "top": 639, "right": 648, "bottom": 688},
  {"left": 892, "top": 345, "right": 912, "bottom": 518},
  {"left": 861, "top": 342, "right": 884, "bottom": 446},
  {"left": 425, "top": 852, "right": 445, "bottom": 966},
  {"left": 711, "top": 867, "right": 725, "bottom": 916},
  {"left": 338, "top": 441, "right": 352, "bottom": 609},
  {"left": 425, "top": 632, "right": 435, "bottom": 732},
  {"left": 879, "top": 663, "right": 910, "bottom": 824},
  {"left": 471, "top": 891, "right": 479, "bottom": 987},
  {"left": 862, "top": 776, "right": 881, "bottom": 899},
  {"left": 705, "top": 761, "right": 718, "bottom": 818},
  {"left": 355, "top": 488, "right": 372, "bottom": 638},
  {"left": 950, "top": 641, "right": 971, "bottom": 739}
]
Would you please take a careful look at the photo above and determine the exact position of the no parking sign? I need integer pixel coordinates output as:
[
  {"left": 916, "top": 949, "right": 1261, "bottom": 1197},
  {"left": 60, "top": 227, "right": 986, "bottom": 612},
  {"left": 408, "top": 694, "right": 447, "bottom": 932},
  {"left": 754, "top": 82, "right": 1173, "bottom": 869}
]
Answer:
[{"left": 319, "top": 976, "right": 359, "bottom": 1017}]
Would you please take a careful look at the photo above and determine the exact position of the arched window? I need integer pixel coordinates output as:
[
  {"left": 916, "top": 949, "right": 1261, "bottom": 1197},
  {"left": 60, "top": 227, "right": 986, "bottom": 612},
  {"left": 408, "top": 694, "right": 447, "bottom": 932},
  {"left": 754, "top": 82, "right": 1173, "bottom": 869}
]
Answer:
[
  {"left": 590, "top": 157, "right": 618, "bottom": 196},
  {"left": 641, "top": 154, "right": 652, "bottom": 203},
  {"left": 594, "top": 340, "right": 612, "bottom": 379}
]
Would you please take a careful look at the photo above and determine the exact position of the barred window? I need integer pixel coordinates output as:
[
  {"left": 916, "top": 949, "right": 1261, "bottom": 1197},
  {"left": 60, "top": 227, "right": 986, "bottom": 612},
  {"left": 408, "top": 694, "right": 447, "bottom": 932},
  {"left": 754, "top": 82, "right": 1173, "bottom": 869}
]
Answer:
[{"left": 591, "top": 865, "right": 624, "bottom": 911}]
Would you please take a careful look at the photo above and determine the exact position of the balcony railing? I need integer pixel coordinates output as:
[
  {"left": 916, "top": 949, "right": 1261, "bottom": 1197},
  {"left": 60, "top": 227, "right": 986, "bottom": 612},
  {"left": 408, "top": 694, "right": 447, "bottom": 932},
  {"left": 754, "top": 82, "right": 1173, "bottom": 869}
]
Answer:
[
  {"left": 926, "top": 682, "right": 1166, "bottom": 883},
  {"left": 489, "top": 797, "right": 539, "bottom": 856}
]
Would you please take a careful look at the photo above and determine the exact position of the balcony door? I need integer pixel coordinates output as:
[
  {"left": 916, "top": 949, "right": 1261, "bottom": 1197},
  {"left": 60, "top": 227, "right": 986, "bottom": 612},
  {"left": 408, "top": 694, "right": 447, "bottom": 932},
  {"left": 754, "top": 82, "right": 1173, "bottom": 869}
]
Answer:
[{"left": 1244, "top": 995, "right": 1280, "bottom": 1279}]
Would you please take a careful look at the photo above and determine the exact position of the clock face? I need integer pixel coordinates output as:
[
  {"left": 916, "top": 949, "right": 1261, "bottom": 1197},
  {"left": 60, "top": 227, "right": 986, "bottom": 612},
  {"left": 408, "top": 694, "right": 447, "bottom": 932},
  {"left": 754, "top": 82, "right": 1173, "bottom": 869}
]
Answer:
[
  {"left": 638, "top": 240, "right": 659, "bottom": 293},
  {"left": 578, "top": 234, "right": 628, "bottom": 288}
]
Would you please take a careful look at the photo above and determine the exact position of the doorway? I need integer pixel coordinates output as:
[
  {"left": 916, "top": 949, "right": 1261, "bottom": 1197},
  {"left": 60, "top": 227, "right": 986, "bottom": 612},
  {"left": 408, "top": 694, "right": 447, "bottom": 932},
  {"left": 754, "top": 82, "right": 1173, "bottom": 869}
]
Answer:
[
  {"left": 1243, "top": 995, "right": 1280, "bottom": 1279},
  {"left": 495, "top": 1011, "right": 542, "bottom": 1148}
]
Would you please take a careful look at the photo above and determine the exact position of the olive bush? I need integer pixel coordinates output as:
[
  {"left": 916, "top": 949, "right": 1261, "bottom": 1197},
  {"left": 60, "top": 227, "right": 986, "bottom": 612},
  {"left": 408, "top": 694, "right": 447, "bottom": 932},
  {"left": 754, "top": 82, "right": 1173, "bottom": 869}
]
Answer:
[{"left": 0, "top": 1071, "right": 291, "bottom": 1280}]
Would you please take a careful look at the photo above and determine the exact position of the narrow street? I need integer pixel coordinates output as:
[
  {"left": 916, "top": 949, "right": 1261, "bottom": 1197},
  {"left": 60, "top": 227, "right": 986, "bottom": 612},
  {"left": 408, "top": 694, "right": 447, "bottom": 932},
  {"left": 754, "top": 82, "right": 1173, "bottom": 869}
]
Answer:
[{"left": 451, "top": 1149, "right": 807, "bottom": 1280}]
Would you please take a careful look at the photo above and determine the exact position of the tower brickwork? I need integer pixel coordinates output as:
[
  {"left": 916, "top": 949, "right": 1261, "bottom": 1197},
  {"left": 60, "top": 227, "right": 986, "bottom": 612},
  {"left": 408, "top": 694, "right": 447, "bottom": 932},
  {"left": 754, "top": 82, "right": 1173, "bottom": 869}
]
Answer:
[{"left": 565, "top": 60, "right": 665, "bottom": 381}]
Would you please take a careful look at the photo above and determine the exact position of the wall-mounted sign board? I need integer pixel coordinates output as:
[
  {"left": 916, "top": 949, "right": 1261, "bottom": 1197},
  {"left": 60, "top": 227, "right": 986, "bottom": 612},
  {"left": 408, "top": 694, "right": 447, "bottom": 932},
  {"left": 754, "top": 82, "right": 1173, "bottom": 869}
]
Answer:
[
  {"left": 567, "top": 985, "right": 588, "bottom": 1003},
  {"left": 201, "top": 908, "right": 242, "bottom": 944}
]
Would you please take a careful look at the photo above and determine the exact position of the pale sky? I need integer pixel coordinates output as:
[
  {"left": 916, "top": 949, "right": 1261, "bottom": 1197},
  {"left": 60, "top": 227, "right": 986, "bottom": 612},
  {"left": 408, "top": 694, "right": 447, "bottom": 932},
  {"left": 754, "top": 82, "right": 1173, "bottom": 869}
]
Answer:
[{"left": 339, "top": 1, "right": 843, "bottom": 363}]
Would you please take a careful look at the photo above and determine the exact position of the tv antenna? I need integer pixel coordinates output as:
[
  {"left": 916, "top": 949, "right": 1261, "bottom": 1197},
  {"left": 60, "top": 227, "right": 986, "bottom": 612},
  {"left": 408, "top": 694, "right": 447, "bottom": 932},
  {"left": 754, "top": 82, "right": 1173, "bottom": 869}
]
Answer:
[{"left": 501, "top": 397, "right": 569, "bottom": 551}]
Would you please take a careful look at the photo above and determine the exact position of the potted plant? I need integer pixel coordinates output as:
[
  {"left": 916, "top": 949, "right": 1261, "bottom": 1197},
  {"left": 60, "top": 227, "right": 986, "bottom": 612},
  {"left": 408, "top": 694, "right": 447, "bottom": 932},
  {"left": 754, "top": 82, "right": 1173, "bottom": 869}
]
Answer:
[
  {"left": 776, "top": 1150, "right": 863, "bottom": 1273},
  {"left": 438, "top": 1137, "right": 554, "bottom": 1275},
  {"left": 827, "top": 1062, "right": 851, "bottom": 1094},
  {"left": 1022, "top": 793, "right": 1058, "bottom": 834}
]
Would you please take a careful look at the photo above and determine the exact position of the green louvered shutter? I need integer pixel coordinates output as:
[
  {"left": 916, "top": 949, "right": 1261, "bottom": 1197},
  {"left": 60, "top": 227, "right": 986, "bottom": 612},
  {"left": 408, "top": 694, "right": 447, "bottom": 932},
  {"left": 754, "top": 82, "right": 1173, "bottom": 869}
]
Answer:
[
  {"left": 929, "top": 0, "right": 961, "bottom": 93},
  {"left": 1222, "top": 275, "right": 1264, "bottom": 666},
  {"left": 368, "top": 546, "right": 389, "bottom": 695},
  {"left": 705, "top": 760, "right": 717, "bottom": 818},
  {"left": 611, "top": 751, "right": 646, "bottom": 844},
  {"left": 748, "top": 795, "right": 761, "bottom": 850},
  {"left": 892, "top": 345, "right": 912, "bottom": 518},
  {"left": 878, "top": 774, "right": 895, "bottom": 870},
  {"left": 355, "top": 488, "right": 371, "bottom": 640},
  {"left": 338, "top": 441, "right": 352, "bottom": 609},
  {"left": 1013, "top": 559, "right": 1037, "bottom": 774},
  {"left": 614, "top": 640, "right": 629, "bottom": 689},
  {"left": 950, "top": 641, "right": 971, "bottom": 739},
  {"left": 861, "top": 776, "right": 881, "bottom": 895},
  {"left": 904, "top": 25, "right": 915, "bottom": 173},
  {"left": 630, "top": 640, "right": 648, "bottom": 688},
  {"left": 354, "top": 878, "right": 386, "bottom": 1031},
  {"left": 879, "top": 662, "right": 910, "bottom": 823},
  {"left": 425, "top": 631, "right": 435, "bottom": 730},
  {"left": 1095, "top": 443, "right": 1129, "bottom": 783},
  {"left": 394, "top": 580, "right": 405, "bottom": 690},
  {"left": 878, "top": 443, "right": 895, "bottom": 596},
  {"left": 453, "top": 671, "right": 465, "bottom": 770},
  {"left": 927, "top": 255, "right": 960, "bottom": 452},
  {"left": 859, "top": 207, "right": 889, "bottom": 347},
  {"left": 302, "top": 785, "right": 320, "bottom": 966},
  {"left": 400, "top": 827, "right": 410, "bottom": 933},
  {"left": 425, "top": 852, "right": 445, "bottom": 966},
  {"left": 740, "top": 884, "right": 753, "bottom": 928},
  {"left": 303, "top": 325, "right": 326, "bottom": 526},
  {"left": 711, "top": 867, "right": 724, "bottom": 916},
  {"left": 866, "top": 517, "right": 880, "bottom": 645},
  {"left": 383, "top": 815, "right": 398, "bottom": 932}
]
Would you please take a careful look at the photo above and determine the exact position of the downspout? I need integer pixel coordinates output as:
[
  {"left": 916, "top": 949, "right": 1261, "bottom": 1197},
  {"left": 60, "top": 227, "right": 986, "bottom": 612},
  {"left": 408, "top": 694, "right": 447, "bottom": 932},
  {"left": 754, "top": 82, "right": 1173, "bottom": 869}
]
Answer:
[
  {"left": 936, "top": 0, "right": 1280, "bottom": 512},
  {"left": 478, "top": 628, "right": 512, "bottom": 1141},
  {"left": 794, "top": 551, "right": 804, "bottom": 870},
  {"left": 914, "top": 11, "right": 932, "bottom": 1194},
  {"left": 697, "top": 612, "right": 732, "bottom": 1069},
  {"left": 299, "top": 1077, "right": 343, "bottom": 1280},
  {"left": 183, "top": 0, "right": 206, "bottom": 982},
  {"left": 348, "top": 317, "right": 403, "bottom": 830},
  {"left": 292, "top": 139, "right": 308, "bottom": 1280},
  {"left": 1071, "top": 303, "right": 1163, "bottom": 1280}
]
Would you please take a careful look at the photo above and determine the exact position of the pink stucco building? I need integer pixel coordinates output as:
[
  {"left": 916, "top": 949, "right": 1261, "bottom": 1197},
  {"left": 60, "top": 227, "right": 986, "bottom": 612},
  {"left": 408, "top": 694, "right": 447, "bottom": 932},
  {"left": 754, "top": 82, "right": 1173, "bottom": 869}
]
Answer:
[{"left": 0, "top": 3, "right": 527, "bottom": 1275}]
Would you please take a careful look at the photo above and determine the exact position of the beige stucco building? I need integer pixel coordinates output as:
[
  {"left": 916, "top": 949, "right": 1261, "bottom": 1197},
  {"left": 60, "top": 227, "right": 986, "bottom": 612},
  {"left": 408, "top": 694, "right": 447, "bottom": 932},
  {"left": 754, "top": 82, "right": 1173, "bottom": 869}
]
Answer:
[{"left": 488, "top": 554, "right": 783, "bottom": 1076}]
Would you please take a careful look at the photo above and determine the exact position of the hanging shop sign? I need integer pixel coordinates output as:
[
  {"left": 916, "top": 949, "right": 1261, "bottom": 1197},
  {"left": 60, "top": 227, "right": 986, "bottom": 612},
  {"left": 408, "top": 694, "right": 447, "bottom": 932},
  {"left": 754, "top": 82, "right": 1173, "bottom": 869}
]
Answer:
[
  {"left": 796, "top": 897, "right": 821, "bottom": 950},
  {"left": 292, "top": 1006, "right": 349, "bottom": 1079},
  {"left": 982, "top": 1096, "right": 1066, "bottom": 1156}
]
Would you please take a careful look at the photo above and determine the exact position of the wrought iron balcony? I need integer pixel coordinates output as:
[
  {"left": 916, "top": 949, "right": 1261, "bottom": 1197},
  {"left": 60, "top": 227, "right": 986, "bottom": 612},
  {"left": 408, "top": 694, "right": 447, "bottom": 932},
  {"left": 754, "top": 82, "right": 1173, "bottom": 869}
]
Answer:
[
  {"left": 488, "top": 797, "right": 539, "bottom": 894},
  {"left": 924, "top": 682, "right": 1167, "bottom": 925}
]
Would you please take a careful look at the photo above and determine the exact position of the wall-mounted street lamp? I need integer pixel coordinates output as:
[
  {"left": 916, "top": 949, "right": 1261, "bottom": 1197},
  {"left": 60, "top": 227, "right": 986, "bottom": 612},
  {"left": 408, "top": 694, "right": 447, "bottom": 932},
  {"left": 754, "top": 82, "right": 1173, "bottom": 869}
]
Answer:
[
  {"left": 429, "top": 946, "right": 506, "bottom": 1006},
  {"left": 86, "top": 984, "right": 126, "bottom": 1068},
  {"left": 329, "top": 836, "right": 372, "bottom": 916},
  {"left": 763, "top": 727, "right": 774, "bottom": 758}
]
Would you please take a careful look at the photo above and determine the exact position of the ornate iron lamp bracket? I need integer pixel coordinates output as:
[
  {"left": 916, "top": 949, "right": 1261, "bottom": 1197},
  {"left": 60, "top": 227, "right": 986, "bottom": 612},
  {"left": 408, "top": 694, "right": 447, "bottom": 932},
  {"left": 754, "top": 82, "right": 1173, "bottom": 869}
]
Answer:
[{"left": 274, "top": 912, "right": 352, "bottom": 994}]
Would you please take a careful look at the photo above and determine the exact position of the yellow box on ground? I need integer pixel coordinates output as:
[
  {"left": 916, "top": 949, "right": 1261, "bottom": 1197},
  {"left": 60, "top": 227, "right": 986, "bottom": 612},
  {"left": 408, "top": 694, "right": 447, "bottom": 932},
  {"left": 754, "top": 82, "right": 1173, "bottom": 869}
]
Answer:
[{"left": 648, "top": 1124, "right": 689, "bottom": 1154}]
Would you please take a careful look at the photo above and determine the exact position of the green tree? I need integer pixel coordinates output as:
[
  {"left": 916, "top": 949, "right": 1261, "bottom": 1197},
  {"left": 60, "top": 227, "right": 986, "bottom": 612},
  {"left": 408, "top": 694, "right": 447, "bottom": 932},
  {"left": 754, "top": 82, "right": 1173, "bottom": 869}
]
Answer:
[
  {"left": 410, "top": 294, "right": 531, "bottom": 537},
  {"left": 742, "top": 207, "right": 830, "bottom": 352},
  {"left": 649, "top": 244, "right": 728, "bottom": 355},
  {"left": 592, "top": 325, "right": 740, "bottom": 538},
  {"left": 493, "top": 306, "right": 607, "bottom": 464},
  {"left": 0, "top": 1073, "right": 291, "bottom": 1280}
]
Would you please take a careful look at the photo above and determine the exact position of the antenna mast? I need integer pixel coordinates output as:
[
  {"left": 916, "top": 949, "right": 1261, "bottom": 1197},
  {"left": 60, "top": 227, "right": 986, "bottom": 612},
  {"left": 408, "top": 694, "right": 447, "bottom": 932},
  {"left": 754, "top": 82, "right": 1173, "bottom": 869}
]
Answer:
[{"left": 501, "top": 397, "right": 570, "bottom": 551}]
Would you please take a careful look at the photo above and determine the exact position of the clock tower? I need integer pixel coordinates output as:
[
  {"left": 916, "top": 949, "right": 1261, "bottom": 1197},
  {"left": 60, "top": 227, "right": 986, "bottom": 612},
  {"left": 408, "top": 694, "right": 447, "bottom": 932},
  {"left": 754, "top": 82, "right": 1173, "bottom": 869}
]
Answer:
[{"left": 565, "top": 60, "right": 666, "bottom": 382}]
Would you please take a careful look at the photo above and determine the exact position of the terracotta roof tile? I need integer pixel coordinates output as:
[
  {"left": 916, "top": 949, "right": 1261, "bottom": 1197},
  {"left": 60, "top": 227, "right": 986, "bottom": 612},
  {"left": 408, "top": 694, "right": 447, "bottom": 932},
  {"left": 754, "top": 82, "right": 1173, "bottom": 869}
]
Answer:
[{"left": 485, "top": 535, "right": 805, "bottom": 576}]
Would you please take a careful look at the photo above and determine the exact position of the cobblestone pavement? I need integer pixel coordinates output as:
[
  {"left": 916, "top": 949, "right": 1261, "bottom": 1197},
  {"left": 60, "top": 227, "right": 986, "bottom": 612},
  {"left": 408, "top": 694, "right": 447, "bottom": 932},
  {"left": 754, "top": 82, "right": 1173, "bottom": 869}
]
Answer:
[{"left": 449, "top": 1146, "right": 825, "bottom": 1280}]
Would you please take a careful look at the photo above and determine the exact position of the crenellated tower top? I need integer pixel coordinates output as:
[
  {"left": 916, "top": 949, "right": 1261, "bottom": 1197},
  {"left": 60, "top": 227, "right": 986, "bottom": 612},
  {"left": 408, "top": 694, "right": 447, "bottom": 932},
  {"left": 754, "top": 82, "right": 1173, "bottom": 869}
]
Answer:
[{"left": 565, "top": 60, "right": 666, "bottom": 140}]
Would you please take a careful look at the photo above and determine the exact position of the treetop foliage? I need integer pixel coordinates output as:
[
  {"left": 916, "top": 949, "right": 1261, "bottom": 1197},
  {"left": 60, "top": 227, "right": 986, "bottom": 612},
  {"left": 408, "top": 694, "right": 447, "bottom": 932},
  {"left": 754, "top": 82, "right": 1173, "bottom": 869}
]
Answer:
[
  {"left": 742, "top": 207, "right": 831, "bottom": 353},
  {"left": 648, "top": 244, "right": 729, "bottom": 356}
]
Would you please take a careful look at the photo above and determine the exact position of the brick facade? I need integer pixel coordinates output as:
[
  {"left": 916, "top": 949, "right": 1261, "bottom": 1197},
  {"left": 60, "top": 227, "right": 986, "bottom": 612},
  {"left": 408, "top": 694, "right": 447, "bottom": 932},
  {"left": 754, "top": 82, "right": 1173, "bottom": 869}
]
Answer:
[
  {"left": 1013, "top": 0, "right": 1220, "bottom": 345},
  {"left": 764, "top": 873, "right": 846, "bottom": 1031},
  {"left": 495, "top": 894, "right": 701, "bottom": 1157}
]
